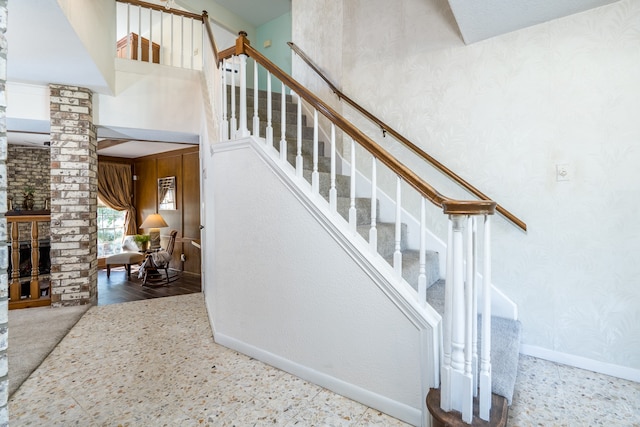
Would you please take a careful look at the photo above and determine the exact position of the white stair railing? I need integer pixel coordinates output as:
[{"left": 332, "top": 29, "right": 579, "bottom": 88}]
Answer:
[
  {"left": 214, "top": 32, "right": 497, "bottom": 424},
  {"left": 116, "top": 0, "right": 204, "bottom": 70}
]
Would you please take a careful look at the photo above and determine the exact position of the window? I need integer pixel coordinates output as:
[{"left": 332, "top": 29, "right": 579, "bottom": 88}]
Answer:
[{"left": 97, "top": 199, "right": 127, "bottom": 257}]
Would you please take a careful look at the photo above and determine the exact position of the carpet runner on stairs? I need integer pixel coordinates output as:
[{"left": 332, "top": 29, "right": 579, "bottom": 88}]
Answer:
[{"left": 229, "top": 86, "right": 521, "bottom": 404}]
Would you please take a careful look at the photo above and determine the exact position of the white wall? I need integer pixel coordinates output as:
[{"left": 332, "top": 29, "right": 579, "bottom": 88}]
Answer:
[
  {"left": 204, "top": 139, "right": 437, "bottom": 425},
  {"left": 292, "top": 0, "right": 640, "bottom": 377},
  {"left": 95, "top": 60, "right": 202, "bottom": 136}
]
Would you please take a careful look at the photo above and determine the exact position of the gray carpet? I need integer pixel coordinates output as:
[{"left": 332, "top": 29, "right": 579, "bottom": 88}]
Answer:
[{"left": 8, "top": 304, "right": 90, "bottom": 397}]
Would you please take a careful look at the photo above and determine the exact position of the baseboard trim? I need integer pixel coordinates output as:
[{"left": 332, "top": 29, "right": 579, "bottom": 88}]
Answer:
[
  {"left": 520, "top": 344, "right": 640, "bottom": 383},
  {"left": 215, "top": 333, "right": 423, "bottom": 426}
]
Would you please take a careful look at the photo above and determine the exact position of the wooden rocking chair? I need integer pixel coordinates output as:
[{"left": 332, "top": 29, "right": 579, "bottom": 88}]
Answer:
[{"left": 140, "top": 229, "right": 178, "bottom": 286}]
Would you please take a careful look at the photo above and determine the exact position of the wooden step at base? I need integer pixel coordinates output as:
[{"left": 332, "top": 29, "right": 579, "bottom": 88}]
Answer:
[{"left": 426, "top": 388, "right": 508, "bottom": 427}]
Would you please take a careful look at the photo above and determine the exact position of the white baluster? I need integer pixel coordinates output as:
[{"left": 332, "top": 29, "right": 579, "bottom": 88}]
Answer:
[
  {"left": 239, "top": 54, "right": 249, "bottom": 137},
  {"left": 230, "top": 57, "right": 237, "bottom": 140},
  {"left": 472, "top": 216, "right": 479, "bottom": 396},
  {"left": 329, "top": 124, "right": 337, "bottom": 211},
  {"left": 463, "top": 215, "right": 474, "bottom": 422},
  {"left": 159, "top": 10, "right": 164, "bottom": 65},
  {"left": 253, "top": 61, "right": 259, "bottom": 137},
  {"left": 295, "top": 92, "right": 303, "bottom": 177},
  {"left": 348, "top": 138, "right": 357, "bottom": 232},
  {"left": 312, "top": 110, "right": 319, "bottom": 194},
  {"left": 417, "top": 197, "right": 426, "bottom": 302},
  {"left": 190, "top": 17, "right": 195, "bottom": 69},
  {"left": 450, "top": 215, "right": 472, "bottom": 423},
  {"left": 170, "top": 14, "right": 174, "bottom": 66},
  {"left": 441, "top": 219, "right": 453, "bottom": 412},
  {"left": 126, "top": 4, "right": 131, "bottom": 60},
  {"left": 369, "top": 158, "right": 377, "bottom": 253},
  {"left": 279, "top": 83, "right": 287, "bottom": 162},
  {"left": 393, "top": 177, "right": 402, "bottom": 279},
  {"left": 221, "top": 59, "right": 229, "bottom": 141},
  {"left": 180, "top": 16, "right": 185, "bottom": 68},
  {"left": 148, "top": 9, "right": 153, "bottom": 63},
  {"left": 266, "top": 72, "right": 273, "bottom": 147},
  {"left": 479, "top": 215, "right": 492, "bottom": 421},
  {"left": 138, "top": 6, "right": 142, "bottom": 61}
]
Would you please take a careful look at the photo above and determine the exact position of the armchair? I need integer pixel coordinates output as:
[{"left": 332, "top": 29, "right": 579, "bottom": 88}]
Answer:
[{"left": 138, "top": 230, "right": 178, "bottom": 286}]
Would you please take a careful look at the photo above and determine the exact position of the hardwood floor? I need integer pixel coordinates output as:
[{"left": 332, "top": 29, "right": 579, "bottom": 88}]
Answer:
[{"left": 97, "top": 266, "right": 201, "bottom": 306}]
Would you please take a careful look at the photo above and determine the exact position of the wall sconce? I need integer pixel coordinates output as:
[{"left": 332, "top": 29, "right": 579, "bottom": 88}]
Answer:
[{"left": 140, "top": 213, "right": 168, "bottom": 249}]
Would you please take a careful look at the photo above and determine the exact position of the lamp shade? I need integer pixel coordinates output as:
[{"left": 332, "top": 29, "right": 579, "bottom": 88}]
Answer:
[{"left": 140, "top": 213, "right": 168, "bottom": 229}]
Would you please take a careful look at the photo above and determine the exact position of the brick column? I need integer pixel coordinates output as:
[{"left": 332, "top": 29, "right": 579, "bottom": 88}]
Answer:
[
  {"left": 49, "top": 84, "right": 97, "bottom": 307},
  {"left": 0, "top": 0, "right": 9, "bottom": 423}
]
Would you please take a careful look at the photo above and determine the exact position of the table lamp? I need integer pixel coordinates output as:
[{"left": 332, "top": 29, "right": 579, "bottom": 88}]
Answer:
[{"left": 140, "top": 213, "right": 168, "bottom": 249}]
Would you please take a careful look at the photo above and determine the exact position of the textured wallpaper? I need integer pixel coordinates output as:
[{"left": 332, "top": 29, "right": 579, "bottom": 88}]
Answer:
[{"left": 293, "top": 0, "right": 640, "bottom": 371}]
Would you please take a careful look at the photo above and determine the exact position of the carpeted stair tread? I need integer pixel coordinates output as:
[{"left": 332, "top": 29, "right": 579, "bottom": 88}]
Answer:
[
  {"left": 302, "top": 170, "right": 351, "bottom": 198},
  {"left": 336, "top": 197, "right": 378, "bottom": 226},
  {"left": 384, "top": 249, "right": 440, "bottom": 290},
  {"left": 426, "top": 280, "right": 521, "bottom": 405}
]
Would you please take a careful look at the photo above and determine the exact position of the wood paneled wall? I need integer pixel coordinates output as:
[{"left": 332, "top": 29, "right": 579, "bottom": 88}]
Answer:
[{"left": 132, "top": 146, "right": 201, "bottom": 275}]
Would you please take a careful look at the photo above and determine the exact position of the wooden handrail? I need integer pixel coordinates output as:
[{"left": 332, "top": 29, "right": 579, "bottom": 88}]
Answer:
[
  {"left": 202, "top": 11, "right": 219, "bottom": 65},
  {"left": 287, "top": 42, "right": 526, "bottom": 231},
  {"left": 116, "top": 0, "right": 203, "bottom": 20},
  {"left": 219, "top": 35, "right": 496, "bottom": 217}
]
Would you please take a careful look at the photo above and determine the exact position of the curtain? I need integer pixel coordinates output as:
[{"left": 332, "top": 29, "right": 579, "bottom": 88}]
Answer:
[{"left": 98, "top": 162, "right": 137, "bottom": 235}]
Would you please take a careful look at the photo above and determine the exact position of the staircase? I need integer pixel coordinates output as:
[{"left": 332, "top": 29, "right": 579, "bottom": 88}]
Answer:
[{"left": 228, "top": 86, "right": 522, "bottom": 424}]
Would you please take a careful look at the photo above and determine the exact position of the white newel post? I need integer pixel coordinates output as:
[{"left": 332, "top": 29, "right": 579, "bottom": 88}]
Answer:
[
  {"left": 441, "top": 219, "right": 453, "bottom": 412},
  {"left": 238, "top": 54, "right": 249, "bottom": 137},
  {"left": 480, "top": 215, "right": 492, "bottom": 421}
]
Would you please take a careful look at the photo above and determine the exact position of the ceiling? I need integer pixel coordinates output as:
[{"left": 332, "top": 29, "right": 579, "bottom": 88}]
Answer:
[{"left": 6, "top": 0, "right": 618, "bottom": 158}]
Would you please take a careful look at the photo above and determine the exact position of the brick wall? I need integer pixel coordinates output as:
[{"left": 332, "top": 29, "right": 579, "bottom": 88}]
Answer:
[
  {"left": 7, "top": 145, "right": 50, "bottom": 211},
  {"left": 0, "top": 0, "right": 9, "bottom": 422},
  {"left": 49, "top": 84, "right": 97, "bottom": 307}
]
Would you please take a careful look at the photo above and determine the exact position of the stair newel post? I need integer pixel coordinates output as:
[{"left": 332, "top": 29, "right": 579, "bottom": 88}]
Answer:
[
  {"left": 463, "top": 215, "right": 475, "bottom": 421},
  {"left": 369, "top": 157, "right": 378, "bottom": 253},
  {"left": 230, "top": 56, "right": 237, "bottom": 139},
  {"left": 238, "top": 54, "right": 250, "bottom": 137},
  {"left": 472, "top": 215, "right": 479, "bottom": 396},
  {"left": 279, "top": 82, "right": 287, "bottom": 162},
  {"left": 253, "top": 60, "right": 259, "bottom": 137},
  {"left": 417, "top": 197, "right": 427, "bottom": 302},
  {"left": 266, "top": 71, "right": 273, "bottom": 147},
  {"left": 451, "top": 214, "right": 473, "bottom": 423},
  {"left": 479, "top": 214, "right": 493, "bottom": 421},
  {"left": 295, "top": 92, "right": 303, "bottom": 177},
  {"left": 348, "top": 138, "right": 357, "bottom": 233},
  {"left": 329, "top": 124, "right": 337, "bottom": 212},
  {"left": 221, "top": 59, "right": 229, "bottom": 140},
  {"left": 393, "top": 176, "right": 403, "bottom": 279},
  {"left": 312, "top": 109, "right": 319, "bottom": 194},
  {"left": 441, "top": 218, "right": 454, "bottom": 412}
]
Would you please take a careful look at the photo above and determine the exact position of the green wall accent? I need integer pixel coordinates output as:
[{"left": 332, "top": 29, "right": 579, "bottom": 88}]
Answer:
[{"left": 255, "top": 12, "right": 291, "bottom": 93}]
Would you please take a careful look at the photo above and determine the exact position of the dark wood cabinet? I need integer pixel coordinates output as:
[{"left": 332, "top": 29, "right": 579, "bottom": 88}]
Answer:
[{"left": 117, "top": 33, "right": 160, "bottom": 64}]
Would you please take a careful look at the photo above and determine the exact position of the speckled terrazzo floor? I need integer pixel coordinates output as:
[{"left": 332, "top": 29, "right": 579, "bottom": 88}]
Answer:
[{"left": 8, "top": 293, "right": 640, "bottom": 426}]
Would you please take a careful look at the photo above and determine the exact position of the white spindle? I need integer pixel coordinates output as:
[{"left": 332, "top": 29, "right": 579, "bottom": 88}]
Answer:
[
  {"left": 181, "top": 16, "right": 185, "bottom": 68},
  {"left": 348, "top": 139, "right": 357, "bottom": 232},
  {"left": 279, "top": 83, "right": 287, "bottom": 162},
  {"left": 441, "top": 219, "right": 454, "bottom": 412},
  {"left": 239, "top": 54, "right": 249, "bottom": 137},
  {"left": 462, "top": 215, "right": 474, "bottom": 423},
  {"left": 266, "top": 72, "right": 273, "bottom": 147},
  {"left": 126, "top": 4, "right": 131, "bottom": 59},
  {"left": 159, "top": 11, "right": 164, "bottom": 65},
  {"left": 329, "top": 124, "right": 337, "bottom": 211},
  {"left": 479, "top": 215, "right": 492, "bottom": 421},
  {"left": 138, "top": 6, "right": 142, "bottom": 61},
  {"left": 295, "top": 93, "right": 303, "bottom": 177},
  {"left": 472, "top": 216, "right": 479, "bottom": 396},
  {"left": 417, "top": 197, "right": 427, "bottom": 302},
  {"left": 221, "top": 59, "right": 229, "bottom": 141},
  {"left": 230, "top": 57, "right": 237, "bottom": 139},
  {"left": 253, "top": 61, "right": 259, "bottom": 137},
  {"left": 170, "top": 14, "right": 174, "bottom": 66},
  {"left": 393, "top": 177, "right": 402, "bottom": 279},
  {"left": 312, "top": 110, "right": 319, "bottom": 194},
  {"left": 369, "top": 158, "right": 377, "bottom": 253},
  {"left": 190, "top": 17, "right": 195, "bottom": 69},
  {"left": 148, "top": 9, "right": 152, "bottom": 63}
]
